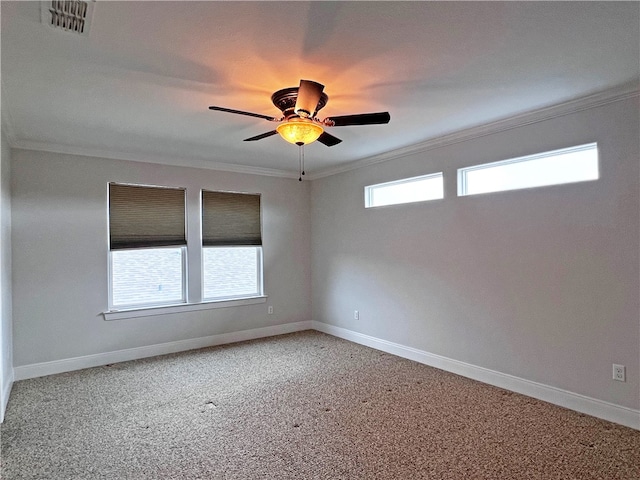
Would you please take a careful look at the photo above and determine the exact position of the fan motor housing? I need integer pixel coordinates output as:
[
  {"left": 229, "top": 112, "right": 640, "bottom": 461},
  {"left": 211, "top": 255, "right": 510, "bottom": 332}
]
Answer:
[{"left": 271, "top": 87, "right": 329, "bottom": 118}]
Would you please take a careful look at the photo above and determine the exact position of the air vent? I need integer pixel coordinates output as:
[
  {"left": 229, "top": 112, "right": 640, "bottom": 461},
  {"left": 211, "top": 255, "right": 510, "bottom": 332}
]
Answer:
[{"left": 41, "top": 1, "right": 95, "bottom": 35}]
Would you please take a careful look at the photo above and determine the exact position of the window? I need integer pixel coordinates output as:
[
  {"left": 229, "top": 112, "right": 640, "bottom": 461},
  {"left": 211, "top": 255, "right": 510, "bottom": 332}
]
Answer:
[
  {"left": 111, "top": 247, "right": 184, "bottom": 307},
  {"left": 201, "top": 190, "right": 263, "bottom": 301},
  {"left": 365, "top": 172, "right": 444, "bottom": 208},
  {"left": 108, "top": 183, "right": 186, "bottom": 308},
  {"left": 458, "top": 143, "right": 598, "bottom": 196}
]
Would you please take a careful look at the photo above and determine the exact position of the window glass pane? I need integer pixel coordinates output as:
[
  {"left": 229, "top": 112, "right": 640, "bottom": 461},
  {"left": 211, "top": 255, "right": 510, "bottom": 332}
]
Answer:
[
  {"left": 111, "top": 247, "right": 184, "bottom": 307},
  {"left": 459, "top": 144, "right": 598, "bottom": 196},
  {"left": 203, "top": 246, "right": 261, "bottom": 300},
  {"left": 365, "top": 173, "right": 444, "bottom": 208}
]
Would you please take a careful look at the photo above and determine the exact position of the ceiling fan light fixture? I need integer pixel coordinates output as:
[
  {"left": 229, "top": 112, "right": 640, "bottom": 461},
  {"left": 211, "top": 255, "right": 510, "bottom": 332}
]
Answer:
[
  {"left": 276, "top": 120, "right": 324, "bottom": 145},
  {"left": 209, "top": 78, "right": 390, "bottom": 148}
]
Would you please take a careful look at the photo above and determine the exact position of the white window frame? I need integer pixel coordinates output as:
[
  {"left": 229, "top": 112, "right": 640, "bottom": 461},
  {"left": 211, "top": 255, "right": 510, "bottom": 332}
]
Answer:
[
  {"left": 108, "top": 245, "right": 188, "bottom": 311},
  {"left": 364, "top": 172, "right": 444, "bottom": 208},
  {"left": 103, "top": 185, "right": 267, "bottom": 321},
  {"left": 457, "top": 143, "right": 599, "bottom": 197},
  {"left": 201, "top": 245, "right": 264, "bottom": 302}
]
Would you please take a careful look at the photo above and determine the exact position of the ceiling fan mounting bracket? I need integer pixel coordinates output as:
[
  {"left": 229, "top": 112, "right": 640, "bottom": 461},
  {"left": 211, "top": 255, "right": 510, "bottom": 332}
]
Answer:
[{"left": 271, "top": 87, "right": 329, "bottom": 116}]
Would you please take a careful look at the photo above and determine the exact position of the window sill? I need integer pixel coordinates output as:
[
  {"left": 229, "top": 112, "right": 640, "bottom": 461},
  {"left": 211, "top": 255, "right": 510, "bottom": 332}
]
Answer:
[{"left": 102, "top": 296, "right": 268, "bottom": 321}]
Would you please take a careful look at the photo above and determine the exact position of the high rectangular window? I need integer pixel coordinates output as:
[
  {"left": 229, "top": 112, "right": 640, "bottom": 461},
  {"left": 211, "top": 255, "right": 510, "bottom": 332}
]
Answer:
[
  {"left": 202, "top": 190, "right": 263, "bottom": 301},
  {"left": 458, "top": 143, "right": 599, "bottom": 196},
  {"left": 108, "top": 183, "right": 186, "bottom": 308},
  {"left": 365, "top": 172, "right": 444, "bottom": 208}
]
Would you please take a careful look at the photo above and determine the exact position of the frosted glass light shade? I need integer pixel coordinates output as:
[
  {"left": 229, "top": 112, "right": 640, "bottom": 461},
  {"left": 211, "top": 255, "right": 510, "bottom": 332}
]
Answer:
[{"left": 276, "top": 120, "right": 324, "bottom": 145}]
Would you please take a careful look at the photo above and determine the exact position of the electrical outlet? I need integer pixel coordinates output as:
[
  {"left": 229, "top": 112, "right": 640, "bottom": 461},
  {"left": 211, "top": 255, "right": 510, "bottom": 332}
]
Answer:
[
  {"left": 354, "top": 310, "right": 359, "bottom": 320},
  {"left": 613, "top": 364, "right": 625, "bottom": 382},
  {"left": 268, "top": 306, "right": 273, "bottom": 315}
]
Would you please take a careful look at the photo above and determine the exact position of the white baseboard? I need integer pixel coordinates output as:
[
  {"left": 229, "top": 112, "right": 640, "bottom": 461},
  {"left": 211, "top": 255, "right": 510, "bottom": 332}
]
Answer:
[
  {"left": 11, "top": 320, "right": 638, "bottom": 430},
  {"left": 1, "top": 368, "right": 14, "bottom": 423},
  {"left": 312, "top": 321, "right": 640, "bottom": 430},
  {"left": 14, "top": 321, "right": 313, "bottom": 381}
]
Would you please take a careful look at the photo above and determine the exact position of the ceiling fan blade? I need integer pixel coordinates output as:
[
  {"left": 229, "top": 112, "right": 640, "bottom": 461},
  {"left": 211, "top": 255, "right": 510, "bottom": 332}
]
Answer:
[
  {"left": 324, "top": 112, "right": 391, "bottom": 127},
  {"left": 243, "top": 130, "right": 278, "bottom": 142},
  {"left": 317, "top": 131, "right": 342, "bottom": 147},
  {"left": 209, "top": 106, "right": 277, "bottom": 121},
  {"left": 294, "top": 80, "right": 325, "bottom": 118}
]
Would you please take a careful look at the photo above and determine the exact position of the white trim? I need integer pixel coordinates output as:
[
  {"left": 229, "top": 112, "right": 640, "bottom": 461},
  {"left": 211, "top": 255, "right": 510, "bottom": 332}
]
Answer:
[
  {"left": 103, "top": 295, "right": 268, "bottom": 321},
  {"left": 312, "top": 321, "right": 640, "bottom": 430},
  {"left": 14, "top": 321, "right": 312, "bottom": 381},
  {"left": 5, "top": 84, "right": 638, "bottom": 181},
  {"left": 1, "top": 368, "right": 14, "bottom": 423},
  {"left": 9, "top": 140, "right": 298, "bottom": 179},
  {"left": 1, "top": 80, "right": 18, "bottom": 145},
  {"left": 308, "top": 82, "right": 639, "bottom": 180},
  {"left": 10, "top": 320, "right": 639, "bottom": 429}
]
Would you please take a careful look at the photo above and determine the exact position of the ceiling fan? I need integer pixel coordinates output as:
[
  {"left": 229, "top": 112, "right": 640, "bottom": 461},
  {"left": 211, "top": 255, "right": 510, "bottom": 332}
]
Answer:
[{"left": 208, "top": 79, "right": 391, "bottom": 147}]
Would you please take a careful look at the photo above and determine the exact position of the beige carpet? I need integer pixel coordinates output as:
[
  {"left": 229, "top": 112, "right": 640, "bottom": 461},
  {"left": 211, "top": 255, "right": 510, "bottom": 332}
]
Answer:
[{"left": 1, "top": 331, "right": 639, "bottom": 479}]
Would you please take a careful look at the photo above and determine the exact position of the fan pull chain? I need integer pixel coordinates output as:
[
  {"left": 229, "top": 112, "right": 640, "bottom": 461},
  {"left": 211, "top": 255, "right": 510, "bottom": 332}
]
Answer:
[{"left": 296, "top": 142, "right": 306, "bottom": 181}]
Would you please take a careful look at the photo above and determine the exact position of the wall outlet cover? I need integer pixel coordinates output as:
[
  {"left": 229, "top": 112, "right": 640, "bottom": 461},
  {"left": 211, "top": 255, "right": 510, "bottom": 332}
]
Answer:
[{"left": 613, "top": 364, "right": 626, "bottom": 382}]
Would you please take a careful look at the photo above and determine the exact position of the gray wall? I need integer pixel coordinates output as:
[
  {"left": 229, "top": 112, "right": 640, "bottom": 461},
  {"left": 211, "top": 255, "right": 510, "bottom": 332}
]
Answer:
[
  {"left": 311, "top": 98, "right": 639, "bottom": 410},
  {"left": 7, "top": 96, "right": 639, "bottom": 416},
  {"left": 1, "top": 130, "right": 13, "bottom": 420},
  {"left": 11, "top": 150, "right": 311, "bottom": 366}
]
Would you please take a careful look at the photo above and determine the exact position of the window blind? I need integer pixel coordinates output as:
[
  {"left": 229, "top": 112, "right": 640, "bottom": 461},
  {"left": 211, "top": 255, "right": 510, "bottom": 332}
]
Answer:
[
  {"left": 202, "top": 191, "right": 262, "bottom": 246},
  {"left": 109, "top": 183, "right": 186, "bottom": 249}
]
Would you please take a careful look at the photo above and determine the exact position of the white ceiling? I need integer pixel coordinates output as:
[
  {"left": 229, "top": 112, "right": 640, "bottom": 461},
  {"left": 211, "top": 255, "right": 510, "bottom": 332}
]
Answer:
[{"left": 2, "top": 1, "right": 639, "bottom": 177}]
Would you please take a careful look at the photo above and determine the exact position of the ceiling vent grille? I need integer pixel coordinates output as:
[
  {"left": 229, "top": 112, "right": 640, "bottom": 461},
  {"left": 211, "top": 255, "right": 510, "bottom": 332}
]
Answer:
[{"left": 41, "top": 1, "right": 95, "bottom": 35}]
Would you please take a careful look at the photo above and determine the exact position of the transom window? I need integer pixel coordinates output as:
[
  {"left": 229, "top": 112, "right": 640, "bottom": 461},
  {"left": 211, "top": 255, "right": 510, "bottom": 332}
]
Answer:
[
  {"left": 458, "top": 143, "right": 599, "bottom": 196},
  {"left": 365, "top": 172, "right": 444, "bottom": 208}
]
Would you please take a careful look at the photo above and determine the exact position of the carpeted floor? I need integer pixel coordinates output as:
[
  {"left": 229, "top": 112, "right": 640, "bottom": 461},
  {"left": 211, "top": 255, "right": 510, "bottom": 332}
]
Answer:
[{"left": 1, "top": 330, "right": 639, "bottom": 479}]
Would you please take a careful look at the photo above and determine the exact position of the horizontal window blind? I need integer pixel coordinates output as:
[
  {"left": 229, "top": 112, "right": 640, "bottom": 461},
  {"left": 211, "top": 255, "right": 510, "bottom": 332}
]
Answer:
[
  {"left": 109, "top": 183, "right": 186, "bottom": 249},
  {"left": 202, "top": 191, "right": 261, "bottom": 246}
]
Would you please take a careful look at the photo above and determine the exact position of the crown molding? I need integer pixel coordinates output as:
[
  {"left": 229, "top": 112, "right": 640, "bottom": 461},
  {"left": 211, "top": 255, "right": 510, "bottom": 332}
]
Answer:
[
  {"left": 307, "top": 82, "right": 640, "bottom": 180},
  {"left": 10, "top": 139, "right": 298, "bottom": 179},
  {"left": 1, "top": 80, "right": 18, "bottom": 145},
  {"left": 6, "top": 82, "right": 638, "bottom": 180}
]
